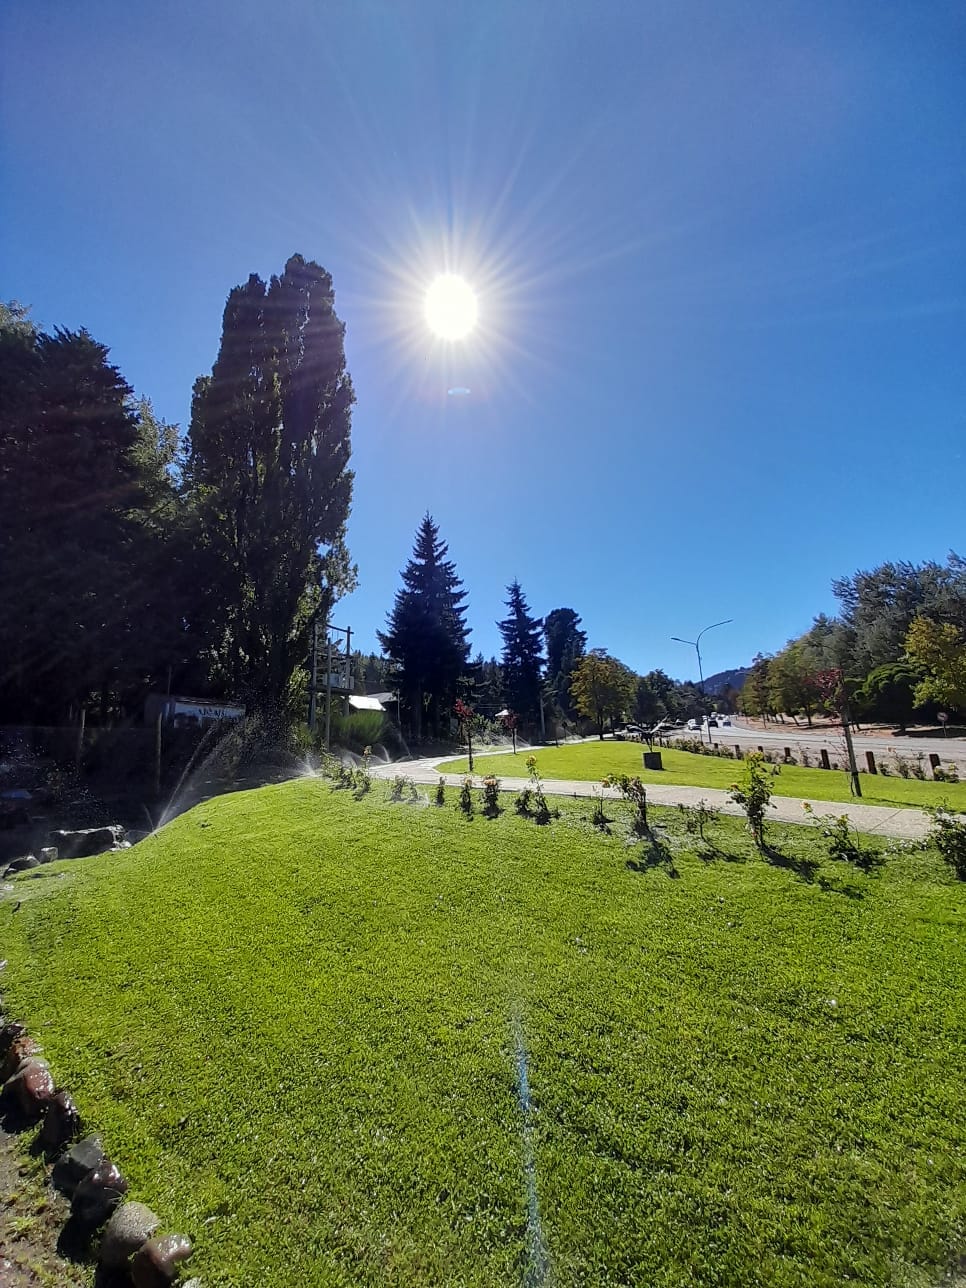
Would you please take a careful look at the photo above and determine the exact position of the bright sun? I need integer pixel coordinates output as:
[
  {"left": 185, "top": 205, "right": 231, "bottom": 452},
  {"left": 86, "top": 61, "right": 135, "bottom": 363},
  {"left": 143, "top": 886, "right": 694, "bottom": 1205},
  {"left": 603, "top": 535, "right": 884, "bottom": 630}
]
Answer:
[{"left": 424, "top": 274, "right": 478, "bottom": 340}]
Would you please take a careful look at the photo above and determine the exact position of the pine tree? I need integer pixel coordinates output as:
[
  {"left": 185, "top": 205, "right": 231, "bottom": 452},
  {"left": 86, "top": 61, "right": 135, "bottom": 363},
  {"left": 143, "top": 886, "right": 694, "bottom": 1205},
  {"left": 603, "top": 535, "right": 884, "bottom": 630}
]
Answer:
[
  {"left": 543, "top": 607, "right": 586, "bottom": 717},
  {"left": 184, "top": 255, "right": 355, "bottom": 710},
  {"left": 378, "top": 515, "right": 470, "bottom": 739},
  {"left": 0, "top": 322, "right": 148, "bottom": 720},
  {"left": 498, "top": 581, "right": 545, "bottom": 728}
]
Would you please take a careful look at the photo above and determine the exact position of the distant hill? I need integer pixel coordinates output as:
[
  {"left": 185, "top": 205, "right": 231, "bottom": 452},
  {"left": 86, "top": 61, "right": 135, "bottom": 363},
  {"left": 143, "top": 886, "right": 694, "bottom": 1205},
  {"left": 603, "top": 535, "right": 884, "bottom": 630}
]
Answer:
[{"left": 703, "top": 666, "right": 750, "bottom": 695}]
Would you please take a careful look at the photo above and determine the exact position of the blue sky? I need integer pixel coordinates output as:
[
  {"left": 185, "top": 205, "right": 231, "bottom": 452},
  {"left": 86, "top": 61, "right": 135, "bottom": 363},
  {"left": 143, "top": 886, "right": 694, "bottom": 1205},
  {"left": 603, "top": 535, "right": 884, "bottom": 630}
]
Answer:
[{"left": 2, "top": 0, "right": 963, "bottom": 681}]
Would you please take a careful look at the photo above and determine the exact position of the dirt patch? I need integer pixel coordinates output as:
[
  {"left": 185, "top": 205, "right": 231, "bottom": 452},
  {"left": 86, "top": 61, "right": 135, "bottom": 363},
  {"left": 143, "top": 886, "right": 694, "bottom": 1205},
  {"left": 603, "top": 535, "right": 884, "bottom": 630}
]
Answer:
[{"left": 0, "top": 1123, "right": 91, "bottom": 1287}]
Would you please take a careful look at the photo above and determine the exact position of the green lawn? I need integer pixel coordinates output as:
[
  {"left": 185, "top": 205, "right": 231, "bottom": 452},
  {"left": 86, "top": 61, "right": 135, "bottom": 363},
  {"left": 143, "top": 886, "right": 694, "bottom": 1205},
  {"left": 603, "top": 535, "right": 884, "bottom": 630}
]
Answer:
[
  {"left": 446, "top": 741, "right": 966, "bottom": 809},
  {"left": 2, "top": 780, "right": 964, "bottom": 1287}
]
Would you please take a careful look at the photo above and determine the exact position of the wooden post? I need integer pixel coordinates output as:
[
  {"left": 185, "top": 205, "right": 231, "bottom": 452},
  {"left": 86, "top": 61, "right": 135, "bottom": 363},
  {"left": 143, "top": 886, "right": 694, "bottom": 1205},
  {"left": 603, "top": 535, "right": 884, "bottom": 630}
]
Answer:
[
  {"left": 757, "top": 745, "right": 764, "bottom": 755},
  {"left": 841, "top": 711, "right": 862, "bottom": 797},
  {"left": 75, "top": 707, "right": 86, "bottom": 770},
  {"left": 820, "top": 748, "right": 831, "bottom": 770},
  {"left": 865, "top": 750, "right": 877, "bottom": 774},
  {"left": 735, "top": 744, "right": 742, "bottom": 759},
  {"left": 929, "top": 753, "right": 942, "bottom": 777},
  {"left": 784, "top": 747, "right": 792, "bottom": 762},
  {"left": 154, "top": 713, "right": 163, "bottom": 796}
]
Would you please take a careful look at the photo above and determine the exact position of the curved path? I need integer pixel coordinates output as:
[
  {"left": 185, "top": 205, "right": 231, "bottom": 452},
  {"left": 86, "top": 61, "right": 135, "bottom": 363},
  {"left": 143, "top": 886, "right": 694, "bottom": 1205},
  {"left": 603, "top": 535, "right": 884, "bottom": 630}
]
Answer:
[{"left": 371, "top": 750, "right": 933, "bottom": 841}]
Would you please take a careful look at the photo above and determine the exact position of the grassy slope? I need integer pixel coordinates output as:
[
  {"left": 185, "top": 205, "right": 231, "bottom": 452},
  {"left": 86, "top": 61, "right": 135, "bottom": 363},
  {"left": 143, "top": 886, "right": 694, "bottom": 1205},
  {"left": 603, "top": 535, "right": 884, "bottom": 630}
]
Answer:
[
  {"left": 1, "top": 780, "right": 964, "bottom": 1287},
  {"left": 446, "top": 742, "right": 966, "bottom": 809}
]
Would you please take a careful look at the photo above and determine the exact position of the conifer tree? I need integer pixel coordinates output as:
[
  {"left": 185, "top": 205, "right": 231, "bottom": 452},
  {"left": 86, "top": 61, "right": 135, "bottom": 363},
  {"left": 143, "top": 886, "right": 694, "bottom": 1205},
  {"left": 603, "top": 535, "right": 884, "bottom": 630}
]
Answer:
[
  {"left": 498, "top": 581, "right": 545, "bottom": 728},
  {"left": 378, "top": 515, "right": 470, "bottom": 739}
]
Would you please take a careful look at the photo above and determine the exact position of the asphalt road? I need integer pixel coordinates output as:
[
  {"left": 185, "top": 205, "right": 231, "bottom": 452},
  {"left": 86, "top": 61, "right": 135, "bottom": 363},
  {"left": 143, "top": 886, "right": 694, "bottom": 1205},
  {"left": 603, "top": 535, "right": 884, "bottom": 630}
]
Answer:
[{"left": 672, "top": 719, "right": 966, "bottom": 766}]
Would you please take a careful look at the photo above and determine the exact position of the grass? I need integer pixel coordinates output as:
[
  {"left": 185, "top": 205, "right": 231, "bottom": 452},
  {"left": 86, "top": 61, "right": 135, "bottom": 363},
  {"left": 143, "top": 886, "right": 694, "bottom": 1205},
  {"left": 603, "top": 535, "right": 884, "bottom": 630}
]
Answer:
[
  {"left": 1, "top": 779, "right": 964, "bottom": 1286},
  {"left": 445, "top": 741, "right": 966, "bottom": 810}
]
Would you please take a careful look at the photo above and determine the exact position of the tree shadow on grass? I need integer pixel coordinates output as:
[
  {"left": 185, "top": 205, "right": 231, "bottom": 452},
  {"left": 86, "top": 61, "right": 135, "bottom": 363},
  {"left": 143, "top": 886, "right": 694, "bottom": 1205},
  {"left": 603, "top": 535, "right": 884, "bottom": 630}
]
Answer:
[
  {"left": 695, "top": 840, "right": 747, "bottom": 864},
  {"left": 626, "top": 834, "right": 680, "bottom": 878},
  {"left": 761, "top": 842, "right": 820, "bottom": 884},
  {"left": 816, "top": 872, "right": 867, "bottom": 899}
]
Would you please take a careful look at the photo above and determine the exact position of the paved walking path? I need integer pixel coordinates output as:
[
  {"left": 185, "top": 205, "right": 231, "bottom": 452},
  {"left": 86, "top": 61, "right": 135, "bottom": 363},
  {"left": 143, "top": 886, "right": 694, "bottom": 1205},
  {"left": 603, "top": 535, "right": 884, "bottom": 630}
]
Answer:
[{"left": 371, "top": 752, "right": 933, "bottom": 841}]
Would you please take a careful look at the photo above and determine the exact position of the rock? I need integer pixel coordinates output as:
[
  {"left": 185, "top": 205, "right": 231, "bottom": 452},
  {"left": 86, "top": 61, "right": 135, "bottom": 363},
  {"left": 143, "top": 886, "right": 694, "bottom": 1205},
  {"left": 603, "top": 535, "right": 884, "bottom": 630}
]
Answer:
[
  {"left": 0, "top": 1021, "right": 27, "bottom": 1055},
  {"left": 39, "top": 846, "right": 58, "bottom": 862},
  {"left": 1, "top": 1032, "right": 41, "bottom": 1080},
  {"left": 71, "top": 1161, "right": 128, "bottom": 1227},
  {"left": 99, "top": 1201, "right": 161, "bottom": 1269},
  {"left": 5, "top": 855, "right": 39, "bottom": 874},
  {"left": 3, "top": 1057, "right": 55, "bottom": 1118},
  {"left": 52, "top": 1134, "right": 105, "bottom": 1195},
  {"left": 37, "top": 1088, "right": 83, "bottom": 1154},
  {"left": 47, "top": 825, "right": 125, "bottom": 859},
  {"left": 130, "top": 1233, "right": 193, "bottom": 1288}
]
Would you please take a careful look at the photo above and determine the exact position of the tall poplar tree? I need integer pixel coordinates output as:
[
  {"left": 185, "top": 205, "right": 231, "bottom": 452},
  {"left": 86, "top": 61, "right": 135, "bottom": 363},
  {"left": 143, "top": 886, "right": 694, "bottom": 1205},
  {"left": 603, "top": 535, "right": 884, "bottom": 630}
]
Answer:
[
  {"left": 184, "top": 255, "right": 354, "bottom": 710},
  {"left": 498, "top": 581, "right": 545, "bottom": 727},
  {"left": 378, "top": 515, "right": 470, "bottom": 739}
]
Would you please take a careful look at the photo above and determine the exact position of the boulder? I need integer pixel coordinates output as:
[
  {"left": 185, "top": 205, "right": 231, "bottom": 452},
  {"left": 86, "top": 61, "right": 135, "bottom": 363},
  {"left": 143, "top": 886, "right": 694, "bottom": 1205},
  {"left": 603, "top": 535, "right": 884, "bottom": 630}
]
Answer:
[
  {"left": 39, "top": 846, "right": 58, "bottom": 863},
  {"left": 1, "top": 1032, "right": 41, "bottom": 1080},
  {"left": 130, "top": 1233, "right": 194, "bottom": 1288},
  {"left": 72, "top": 1161, "right": 128, "bottom": 1227},
  {"left": 5, "top": 854, "right": 39, "bottom": 874},
  {"left": 4, "top": 1057, "right": 56, "bottom": 1117},
  {"left": 99, "top": 1201, "right": 161, "bottom": 1270},
  {"left": 47, "top": 826, "right": 125, "bottom": 859},
  {"left": 37, "top": 1088, "right": 83, "bottom": 1154},
  {"left": 0, "top": 1021, "right": 27, "bottom": 1054},
  {"left": 52, "top": 1134, "right": 105, "bottom": 1195}
]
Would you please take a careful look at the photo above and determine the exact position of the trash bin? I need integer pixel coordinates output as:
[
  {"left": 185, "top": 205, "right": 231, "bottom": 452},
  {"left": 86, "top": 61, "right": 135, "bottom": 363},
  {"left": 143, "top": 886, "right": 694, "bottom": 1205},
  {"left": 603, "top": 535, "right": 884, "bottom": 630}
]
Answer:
[{"left": 642, "top": 751, "right": 663, "bottom": 771}]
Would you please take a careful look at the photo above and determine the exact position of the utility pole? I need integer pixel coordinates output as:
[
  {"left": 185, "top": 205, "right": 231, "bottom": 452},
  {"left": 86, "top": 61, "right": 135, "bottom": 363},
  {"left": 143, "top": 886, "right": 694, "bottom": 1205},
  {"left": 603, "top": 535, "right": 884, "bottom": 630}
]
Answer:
[
  {"left": 308, "top": 618, "right": 319, "bottom": 733},
  {"left": 344, "top": 625, "right": 352, "bottom": 716},
  {"left": 325, "top": 632, "right": 333, "bottom": 750},
  {"left": 671, "top": 619, "right": 733, "bottom": 745}
]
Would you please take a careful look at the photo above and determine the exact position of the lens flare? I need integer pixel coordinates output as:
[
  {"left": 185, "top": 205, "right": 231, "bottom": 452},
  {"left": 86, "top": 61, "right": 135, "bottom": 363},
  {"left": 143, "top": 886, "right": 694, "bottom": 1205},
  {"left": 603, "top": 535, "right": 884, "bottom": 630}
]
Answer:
[{"left": 425, "top": 274, "right": 478, "bottom": 340}]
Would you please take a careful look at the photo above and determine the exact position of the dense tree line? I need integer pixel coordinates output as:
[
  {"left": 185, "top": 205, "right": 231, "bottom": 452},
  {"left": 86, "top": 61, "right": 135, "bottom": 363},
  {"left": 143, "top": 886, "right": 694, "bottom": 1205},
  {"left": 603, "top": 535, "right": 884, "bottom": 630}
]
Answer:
[
  {"left": 741, "top": 555, "right": 966, "bottom": 730},
  {"left": 377, "top": 515, "right": 717, "bottom": 743},
  {"left": 0, "top": 256, "right": 355, "bottom": 725}
]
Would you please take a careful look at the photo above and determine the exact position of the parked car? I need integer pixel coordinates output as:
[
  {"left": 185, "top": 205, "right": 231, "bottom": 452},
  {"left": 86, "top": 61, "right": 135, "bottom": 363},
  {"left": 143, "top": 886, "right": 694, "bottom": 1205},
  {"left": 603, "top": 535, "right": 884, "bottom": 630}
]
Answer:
[{"left": 686, "top": 719, "right": 700, "bottom": 731}]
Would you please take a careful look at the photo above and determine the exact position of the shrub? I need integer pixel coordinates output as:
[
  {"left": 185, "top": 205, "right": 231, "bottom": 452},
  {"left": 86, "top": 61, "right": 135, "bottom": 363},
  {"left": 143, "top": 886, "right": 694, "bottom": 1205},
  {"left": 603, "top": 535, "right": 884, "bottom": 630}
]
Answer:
[
  {"left": 892, "top": 752, "right": 912, "bottom": 778},
  {"left": 592, "top": 778, "right": 611, "bottom": 830},
  {"left": 387, "top": 774, "right": 418, "bottom": 803},
  {"left": 519, "top": 755, "right": 557, "bottom": 824},
  {"left": 435, "top": 777, "right": 446, "bottom": 806},
  {"left": 609, "top": 773, "right": 650, "bottom": 836},
  {"left": 354, "top": 747, "right": 372, "bottom": 796},
  {"left": 928, "top": 805, "right": 966, "bottom": 879},
  {"left": 514, "top": 786, "right": 535, "bottom": 816},
  {"left": 799, "top": 747, "right": 811, "bottom": 768},
  {"left": 678, "top": 799, "right": 720, "bottom": 848},
  {"left": 480, "top": 776, "right": 500, "bottom": 817},
  {"left": 911, "top": 753, "right": 927, "bottom": 781},
  {"left": 458, "top": 776, "right": 474, "bottom": 817},
  {"left": 728, "top": 753, "right": 779, "bottom": 850},
  {"left": 333, "top": 763, "right": 356, "bottom": 791},
  {"left": 802, "top": 804, "right": 882, "bottom": 873},
  {"left": 933, "top": 763, "right": 960, "bottom": 784}
]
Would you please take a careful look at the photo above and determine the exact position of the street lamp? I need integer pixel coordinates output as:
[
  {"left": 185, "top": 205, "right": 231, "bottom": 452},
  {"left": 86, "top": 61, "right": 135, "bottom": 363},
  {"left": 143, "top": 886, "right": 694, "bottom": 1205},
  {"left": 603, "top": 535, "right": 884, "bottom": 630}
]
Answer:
[{"left": 671, "top": 619, "right": 733, "bottom": 744}]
